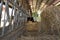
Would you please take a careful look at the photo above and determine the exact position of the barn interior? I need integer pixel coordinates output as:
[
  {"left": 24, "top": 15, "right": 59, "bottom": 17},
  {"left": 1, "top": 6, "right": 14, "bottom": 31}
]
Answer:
[{"left": 0, "top": 0, "right": 60, "bottom": 40}]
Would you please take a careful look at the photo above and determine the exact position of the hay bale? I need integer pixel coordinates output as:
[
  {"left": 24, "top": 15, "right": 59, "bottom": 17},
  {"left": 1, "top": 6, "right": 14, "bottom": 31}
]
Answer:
[{"left": 40, "top": 6, "right": 60, "bottom": 35}]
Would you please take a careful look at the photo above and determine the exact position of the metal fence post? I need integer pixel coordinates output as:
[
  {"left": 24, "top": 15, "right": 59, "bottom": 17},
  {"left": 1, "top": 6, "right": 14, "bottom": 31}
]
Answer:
[{"left": 0, "top": 0, "right": 3, "bottom": 23}]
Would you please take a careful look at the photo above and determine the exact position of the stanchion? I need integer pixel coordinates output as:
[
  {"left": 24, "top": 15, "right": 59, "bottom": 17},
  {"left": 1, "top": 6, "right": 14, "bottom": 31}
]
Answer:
[{"left": 0, "top": 0, "right": 3, "bottom": 36}]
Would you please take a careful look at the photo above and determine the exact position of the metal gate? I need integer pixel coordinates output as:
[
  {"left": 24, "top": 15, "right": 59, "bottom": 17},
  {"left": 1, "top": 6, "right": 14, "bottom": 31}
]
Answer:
[{"left": 0, "top": 0, "right": 29, "bottom": 38}]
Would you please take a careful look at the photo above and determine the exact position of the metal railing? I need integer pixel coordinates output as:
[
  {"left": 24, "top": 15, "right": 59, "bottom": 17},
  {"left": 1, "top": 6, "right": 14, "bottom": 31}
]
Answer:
[{"left": 0, "top": 0, "right": 29, "bottom": 37}]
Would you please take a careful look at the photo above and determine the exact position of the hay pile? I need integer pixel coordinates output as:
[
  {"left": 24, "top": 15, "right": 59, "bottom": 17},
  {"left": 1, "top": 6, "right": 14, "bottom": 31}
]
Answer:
[
  {"left": 40, "top": 6, "right": 60, "bottom": 35},
  {"left": 25, "top": 21, "right": 38, "bottom": 31}
]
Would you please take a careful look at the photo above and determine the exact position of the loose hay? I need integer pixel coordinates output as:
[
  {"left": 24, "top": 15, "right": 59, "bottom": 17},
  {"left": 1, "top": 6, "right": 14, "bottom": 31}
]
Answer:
[
  {"left": 40, "top": 6, "right": 60, "bottom": 35},
  {"left": 25, "top": 21, "right": 38, "bottom": 31}
]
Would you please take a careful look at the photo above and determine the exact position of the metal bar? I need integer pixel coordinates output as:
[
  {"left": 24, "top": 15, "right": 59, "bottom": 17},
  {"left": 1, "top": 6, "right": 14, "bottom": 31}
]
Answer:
[
  {"left": 1, "top": 0, "right": 4, "bottom": 36},
  {"left": 16, "top": 9, "right": 19, "bottom": 27},
  {"left": 11, "top": 5, "right": 14, "bottom": 31},
  {"left": 2, "top": 9, "right": 5, "bottom": 36},
  {"left": 10, "top": 0, "right": 15, "bottom": 30},
  {"left": 13, "top": 0, "right": 17, "bottom": 29},
  {"left": 0, "top": 0, "right": 3, "bottom": 36},
  {"left": 4, "top": 0, "right": 10, "bottom": 34},
  {"left": 15, "top": 10, "right": 18, "bottom": 28},
  {"left": 0, "top": 0, "right": 3, "bottom": 23},
  {"left": 5, "top": 0, "right": 10, "bottom": 21}
]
